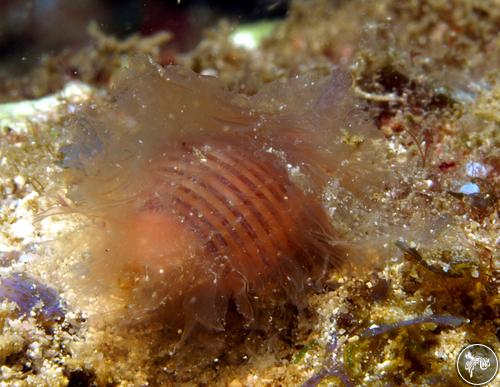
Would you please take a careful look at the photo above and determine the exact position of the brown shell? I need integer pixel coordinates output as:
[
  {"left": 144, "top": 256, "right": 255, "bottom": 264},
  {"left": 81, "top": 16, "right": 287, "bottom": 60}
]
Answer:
[{"left": 60, "top": 56, "right": 388, "bottom": 335}]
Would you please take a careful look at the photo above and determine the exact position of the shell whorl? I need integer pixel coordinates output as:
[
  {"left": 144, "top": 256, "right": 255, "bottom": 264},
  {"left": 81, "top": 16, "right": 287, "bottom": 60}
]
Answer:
[{"left": 143, "top": 141, "right": 334, "bottom": 294}]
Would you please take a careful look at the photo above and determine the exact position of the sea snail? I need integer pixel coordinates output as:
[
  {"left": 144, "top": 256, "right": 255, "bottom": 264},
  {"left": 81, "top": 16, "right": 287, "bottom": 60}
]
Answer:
[{"left": 58, "top": 55, "right": 386, "bottom": 338}]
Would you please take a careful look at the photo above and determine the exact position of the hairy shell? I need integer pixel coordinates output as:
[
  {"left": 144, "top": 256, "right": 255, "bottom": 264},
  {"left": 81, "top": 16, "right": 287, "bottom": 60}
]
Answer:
[{"left": 57, "top": 55, "right": 389, "bottom": 336}]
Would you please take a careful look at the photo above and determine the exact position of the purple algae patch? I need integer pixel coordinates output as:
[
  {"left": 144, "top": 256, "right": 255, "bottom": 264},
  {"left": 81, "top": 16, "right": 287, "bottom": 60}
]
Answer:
[{"left": 0, "top": 273, "right": 65, "bottom": 323}]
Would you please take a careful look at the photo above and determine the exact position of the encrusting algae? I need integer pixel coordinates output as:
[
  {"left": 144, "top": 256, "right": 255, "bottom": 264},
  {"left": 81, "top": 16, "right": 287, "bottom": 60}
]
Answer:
[{"left": 0, "top": 0, "right": 498, "bottom": 385}]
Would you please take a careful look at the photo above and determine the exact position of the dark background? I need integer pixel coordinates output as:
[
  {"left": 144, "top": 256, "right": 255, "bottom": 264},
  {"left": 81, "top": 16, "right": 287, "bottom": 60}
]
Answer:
[{"left": 0, "top": 0, "right": 289, "bottom": 75}]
